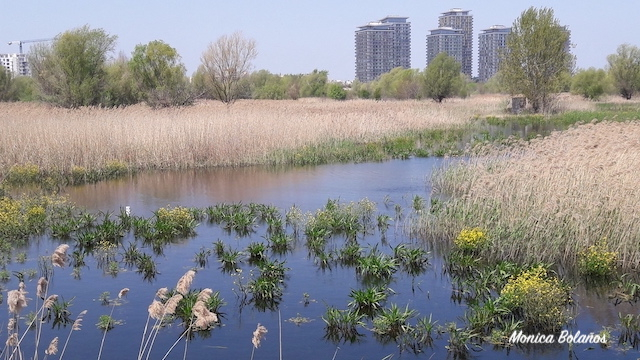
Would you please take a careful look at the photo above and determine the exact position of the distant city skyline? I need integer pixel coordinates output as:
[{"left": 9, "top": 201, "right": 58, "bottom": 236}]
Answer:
[{"left": 0, "top": 1, "right": 638, "bottom": 81}]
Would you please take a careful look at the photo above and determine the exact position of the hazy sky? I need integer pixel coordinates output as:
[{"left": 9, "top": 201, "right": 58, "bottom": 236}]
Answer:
[{"left": 1, "top": 1, "right": 638, "bottom": 81}]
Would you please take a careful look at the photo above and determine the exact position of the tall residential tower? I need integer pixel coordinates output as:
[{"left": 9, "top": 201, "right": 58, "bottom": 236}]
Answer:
[
  {"left": 477, "top": 25, "right": 511, "bottom": 82},
  {"left": 436, "top": 8, "right": 473, "bottom": 77},
  {"left": 355, "top": 16, "right": 411, "bottom": 82}
]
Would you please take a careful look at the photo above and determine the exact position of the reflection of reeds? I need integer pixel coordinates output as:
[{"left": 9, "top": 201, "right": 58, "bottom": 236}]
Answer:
[{"left": 421, "top": 121, "right": 640, "bottom": 269}]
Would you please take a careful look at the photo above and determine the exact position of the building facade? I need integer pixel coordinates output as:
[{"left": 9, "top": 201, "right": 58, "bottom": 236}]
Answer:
[
  {"left": 355, "top": 16, "right": 411, "bottom": 83},
  {"left": 477, "top": 25, "right": 511, "bottom": 82},
  {"left": 426, "top": 27, "right": 464, "bottom": 67},
  {"left": 0, "top": 53, "right": 30, "bottom": 77},
  {"left": 437, "top": 8, "right": 473, "bottom": 77}
]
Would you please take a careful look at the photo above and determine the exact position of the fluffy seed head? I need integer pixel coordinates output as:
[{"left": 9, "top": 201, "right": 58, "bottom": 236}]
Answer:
[
  {"left": 176, "top": 270, "right": 196, "bottom": 295},
  {"left": 252, "top": 323, "right": 268, "bottom": 348},
  {"left": 45, "top": 337, "right": 59, "bottom": 355}
]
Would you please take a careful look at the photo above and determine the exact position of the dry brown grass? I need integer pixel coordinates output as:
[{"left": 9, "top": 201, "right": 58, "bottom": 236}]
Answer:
[
  {"left": 1, "top": 96, "right": 515, "bottom": 176},
  {"left": 422, "top": 120, "right": 640, "bottom": 269}
]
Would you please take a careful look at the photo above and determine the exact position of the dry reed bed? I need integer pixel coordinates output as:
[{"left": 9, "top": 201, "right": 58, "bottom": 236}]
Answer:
[
  {"left": 1, "top": 96, "right": 507, "bottom": 175},
  {"left": 422, "top": 120, "right": 640, "bottom": 268}
]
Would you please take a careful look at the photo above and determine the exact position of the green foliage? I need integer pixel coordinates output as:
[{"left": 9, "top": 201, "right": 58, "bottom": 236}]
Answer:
[
  {"left": 0, "top": 68, "right": 13, "bottom": 101},
  {"left": 29, "top": 25, "right": 117, "bottom": 108},
  {"left": 10, "top": 76, "right": 39, "bottom": 101},
  {"left": 102, "top": 53, "right": 139, "bottom": 107},
  {"left": 571, "top": 67, "right": 609, "bottom": 100},
  {"left": 300, "top": 69, "right": 328, "bottom": 97},
  {"left": 607, "top": 44, "right": 640, "bottom": 99},
  {"left": 129, "top": 40, "right": 193, "bottom": 108},
  {"left": 327, "top": 83, "right": 347, "bottom": 100},
  {"left": 372, "top": 67, "right": 423, "bottom": 100},
  {"left": 423, "top": 53, "right": 462, "bottom": 102},
  {"left": 322, "top": 306, "right": 365, "bottom": 343},
  {"left": 500, "top": 7, "right": 574, "bottom": 112}
]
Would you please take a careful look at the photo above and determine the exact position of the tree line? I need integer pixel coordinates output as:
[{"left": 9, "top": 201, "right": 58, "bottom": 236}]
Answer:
[{"left": 1, "top": 7, "right": 640, "bottom": 112}]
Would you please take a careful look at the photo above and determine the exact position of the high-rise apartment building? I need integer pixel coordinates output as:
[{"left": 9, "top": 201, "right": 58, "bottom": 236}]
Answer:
[
  {"left": 0, "top": 53, "right": 30, "bottom": 77},
  {"left": 477, "top": 25, "right": 511, "bottom": 82},
  {"left": 426, "top": 27, "right": 464, "bottom": 67},
  {"left": 355, "top": 16, "right": 411, "bottom": 82},
  {"left": 436, "top": 8, "right": 473, "bottom": 77}
]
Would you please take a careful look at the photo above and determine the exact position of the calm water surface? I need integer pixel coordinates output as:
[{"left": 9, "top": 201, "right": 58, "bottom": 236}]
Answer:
[{"left": 4, "top": 158, "right": 633, "bottom": 359}]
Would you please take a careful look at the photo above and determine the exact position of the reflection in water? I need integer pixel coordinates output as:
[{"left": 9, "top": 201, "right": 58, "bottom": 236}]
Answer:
[{"left": 66, "top": 159, "right": 439, "bottom": 215}]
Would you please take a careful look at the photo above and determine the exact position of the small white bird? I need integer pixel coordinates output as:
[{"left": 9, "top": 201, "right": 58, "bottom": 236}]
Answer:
[{"left": 125, "top": 206, "right": 131, "bottom": 216}]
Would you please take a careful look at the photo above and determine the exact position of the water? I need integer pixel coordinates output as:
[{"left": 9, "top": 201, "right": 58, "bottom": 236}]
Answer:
[{"left": 2, "top": 158, "right": 632, "bottom": 359}]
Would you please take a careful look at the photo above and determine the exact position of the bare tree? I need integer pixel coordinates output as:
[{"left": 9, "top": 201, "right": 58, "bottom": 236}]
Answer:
[{"left": 199, "top": 32, "right": 257, "bottom": 104}]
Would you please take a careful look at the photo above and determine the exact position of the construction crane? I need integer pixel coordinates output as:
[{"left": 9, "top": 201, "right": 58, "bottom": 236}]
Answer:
[{"left": 7, "top": 38, "right": 54, "bottom": 54}]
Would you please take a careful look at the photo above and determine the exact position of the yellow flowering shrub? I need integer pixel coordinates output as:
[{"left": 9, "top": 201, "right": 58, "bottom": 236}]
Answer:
[
  {"left": 155, "top": 206, "right": 196, "bottom": 237},
  {"left": 499, "top": 266, "right": 570, "bottom": 332},
  {"left": 0, "top": 197, "right": 23, "bottom": 237},
  {"left": 454, "top": 227, "right": 487, "bottom": 252},
  {"left": 5, "top": 163, "right": 41, "bottom": 185},
  {"left": 578, "top": 239, "right": 617, "bottom": 277}
]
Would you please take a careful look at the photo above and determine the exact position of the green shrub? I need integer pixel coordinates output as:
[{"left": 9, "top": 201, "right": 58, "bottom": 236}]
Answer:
[{"left": 327, "top": 83, "right": 347, "bottom": 100}]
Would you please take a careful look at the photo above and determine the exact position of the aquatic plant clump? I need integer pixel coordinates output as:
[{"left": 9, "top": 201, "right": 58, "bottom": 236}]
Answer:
[
  {"left": 453, "top": 228, "right": 487, "bottom": 252},
  {"left": 578, "top": 238, "right": 617, "bottom": 278},
  {"left": 499, "top": 266, "right": 571, "bottom": 332}
]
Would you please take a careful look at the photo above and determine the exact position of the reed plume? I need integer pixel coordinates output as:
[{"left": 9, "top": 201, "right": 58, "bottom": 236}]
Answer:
[
  {"left": 44, "top": 336, "right": 58, "bottom": 355},
  {"left": 37, "top": 277, "right": 48, "bottom": 299},
  {"left": 175, "top": 270, "right": 196, "bottom": 295},
  {"left": 118, "top": 288, "right": 130, "bottom": 299},
  {"left": 52, "top": 244, "right": 70, "bottom": 267},
  {"left": 7, "top": 289, "right": 28, "bottom": 314},
  {"left": 59, "top": 310, "right": 87, "bottom": 360}
]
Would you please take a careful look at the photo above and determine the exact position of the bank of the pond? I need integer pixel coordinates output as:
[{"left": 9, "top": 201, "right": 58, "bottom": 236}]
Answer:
[
  {"left": 416, "top": 119, "right": 640, "bottom": 271},
  {"left": 0, "top": 95, "right": 613, "bottom": 190}
]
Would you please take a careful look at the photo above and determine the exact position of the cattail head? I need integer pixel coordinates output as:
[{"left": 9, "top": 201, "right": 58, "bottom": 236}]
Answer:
[
  {"left": 72, "top": 310, "right": 87, "bottom": 331},
  {"left": 18, "top": 282, "right": 25, "bottom": 291},
  {"left": 43, "top": 295, "right": 58, "bottom": 309},
  {"left": 52, "top": 244, "right": 70, "bottom": 267},
  {"left": 148, "top": 300, "right": 164, "bottom": 320},
  {"left": 44, "top": 337, "right": 59, "bottom": 355},
  {"left": 37, "top": 277, "right": 48, "bottom": 299},
  {"left": 252, "top": 323, "right": 268, "bottom": 348},
  {"left": 118, "top": 288, "right": 129, "bottom": 299},
  {"left": 176, "top": 270, "right": 196, "bottom": 295}
]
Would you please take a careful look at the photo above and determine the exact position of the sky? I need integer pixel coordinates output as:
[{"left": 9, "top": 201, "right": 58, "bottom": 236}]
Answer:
[{"left": 1, "top": 1, "right": 639, "bottom": 81}]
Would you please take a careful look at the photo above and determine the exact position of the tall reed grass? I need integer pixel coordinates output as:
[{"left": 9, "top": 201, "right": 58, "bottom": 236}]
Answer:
[
  {"left": 417, "top": 120, "right": 640, "bottom": 270},
  {"left": 0, "top": 96, "right": 517, "bottom": 180}
]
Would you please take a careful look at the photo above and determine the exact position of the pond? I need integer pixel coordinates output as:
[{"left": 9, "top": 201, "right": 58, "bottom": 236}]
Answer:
[{"left": 1, "top": 158, "right": 632, "bottom": 359}]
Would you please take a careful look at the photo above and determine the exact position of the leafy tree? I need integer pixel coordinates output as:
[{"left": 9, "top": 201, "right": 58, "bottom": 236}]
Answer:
[
  {"left": 607, "top": 44, "right": 640, "bottom": 99},
  {"left": 327, "top": 83, "right": 347, "bottom": 100},
  {"left": 571, "top": 67, "right": 608, "bottom": 100},
  {"left": 372, "top": 67, "right": 422, "bottom": 100},
  {"left": 29, "top": 25, "right": 117, "bottom": 107},
  {"left": 300, "top": 69, "right": 328, "bottom": 97},
  {"left": 0, "top": 69, "right": 13, "bottom": 101},
  {"left": 102, "top": 53, "right": 139, "bottom": 107},
  {"left": 199, "top": 31, "right": 257, "bottom": 104},
  {"left": 129, "top": 40, "right": 193, "bottom": 108},
  {"left": 500, "top": 7, "right": 574, "bottom": 113},
  {"left": 423, "top": 52, "right": 462, "bottom": 102},
  {"left": 10, "top": 76, "right": 39, "bottom": 101}
]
